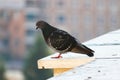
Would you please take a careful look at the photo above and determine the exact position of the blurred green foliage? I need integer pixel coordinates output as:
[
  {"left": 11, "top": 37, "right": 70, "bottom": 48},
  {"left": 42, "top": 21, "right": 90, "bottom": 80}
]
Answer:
[
  {"left": 0, "top": 57, "right": 5, "bottom": 80},
  {"left": 23, "top": 34, "right": 53, "bottom": 80}
]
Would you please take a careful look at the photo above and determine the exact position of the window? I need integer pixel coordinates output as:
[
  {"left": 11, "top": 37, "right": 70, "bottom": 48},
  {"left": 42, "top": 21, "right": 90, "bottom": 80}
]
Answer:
[
  {"left": 0, "top": 11, "right": 4, "bottom": 18},
  {"left": 39, "top": 13, "right": 47, "bottom": 20},
  {"left": 57, "top": 0, "right": 64, "bottom": 7},
  {"left": 2, "top": 37, "right": 9, "bottom": 47},
  {"left": 26, "top": 0, "right": 33, "bottom": 6},
  {"left": 38, "top": 0, "right": 47, "bottom": 8},
  {"left": 0, "top": 10, "right": 11, "bottom": 21},
  {"left": 110, "top": 15, "right": 117, "bottom": 26},
  {"left": 26, "top": 13, "right": 38, "bottom": 21},
  {"left": 109, "top": 0, "right": 118, "bottom": 6},
  {"left": 96, "top": 0, "right": 104, "bottom": 11},
  {"left": 110, "top": 5, "right": 118, "bottom": 14},
  {"left": 0, "top": 41, "right": 2, "bottom": 48},
  {"left": 26, "top": 29, "right": 35, "bottom": 36},
  {"left": 97, "top": 15, "right": 105, "bottom": 26},
  {"left": 26, "top": 0, "right": 37, "bottom": 7},
  {"left": 56, "top": 15, "right": 66, "bottom": 24},
  {"left": 84, "top": 0, "right": 91, "bottom": 9},
  {"left": 71, "top": 15, "right": 79, "bottom": 26},
  {"left": 83, "top": 15, "right": 92, "bottom": 26}
]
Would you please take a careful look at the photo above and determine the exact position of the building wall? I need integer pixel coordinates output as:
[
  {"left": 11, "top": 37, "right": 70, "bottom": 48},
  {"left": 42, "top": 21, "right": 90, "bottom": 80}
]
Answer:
[
  {"left": 0, "top": 0, "right": 25, "bottom": 60},
  {"left": 0, "top": 9, "right": 13, "bottom": 53},
  {"left": 9, "top": 11, "right": 25, "bottom": 58}
]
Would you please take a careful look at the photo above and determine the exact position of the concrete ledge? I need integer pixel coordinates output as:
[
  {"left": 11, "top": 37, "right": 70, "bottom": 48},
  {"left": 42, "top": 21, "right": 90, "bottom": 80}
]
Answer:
[
  {"left": 47, "top": 29, "right": 120, "bottom": 79},
  {"left": 38, "top": 53, "right": 95, "bottom": 76}
]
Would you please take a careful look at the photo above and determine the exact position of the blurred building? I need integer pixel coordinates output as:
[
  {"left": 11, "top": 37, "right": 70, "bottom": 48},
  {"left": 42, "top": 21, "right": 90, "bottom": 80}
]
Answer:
[
  {"left": 0, "top": 0, "right": 25, "bottom": 60},
  {"left": 9, "top": 11, "right": 25, "bottom": 59},
  {"left": 0, "top": 9, "right": 12, "bottom": 54},
  {"left": 25, "top": 0, "right": 40, "bottom": 51},
  {"left": 35, "top": 0, "right": 120, "bottom": 42}
]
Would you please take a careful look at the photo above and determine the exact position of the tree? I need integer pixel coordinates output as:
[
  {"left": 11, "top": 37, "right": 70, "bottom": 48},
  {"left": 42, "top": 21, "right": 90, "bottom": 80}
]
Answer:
[
  {"left": 0, "top": 57, "right": 5, "bottom": 80},
  {"left": 23, "top": 34, "right": 53, "bottom": 80}
]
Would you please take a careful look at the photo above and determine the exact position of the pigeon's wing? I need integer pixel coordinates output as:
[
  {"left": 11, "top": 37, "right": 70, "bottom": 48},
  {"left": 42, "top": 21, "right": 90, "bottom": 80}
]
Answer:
[
  {"left": 48, "top": 30, "right": 76, "bottom": 52},
  {"left": 71, "top": 43, "right": 94, "bottom": 57},
  {"left": 78, "top": 43, "right": 94, "bottom": 52}
]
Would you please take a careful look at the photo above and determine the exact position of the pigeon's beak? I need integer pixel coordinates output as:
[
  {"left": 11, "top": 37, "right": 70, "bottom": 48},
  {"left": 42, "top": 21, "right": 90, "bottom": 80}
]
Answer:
[{"left": 36, "top": 26, "right": 39, "bottom": 30}]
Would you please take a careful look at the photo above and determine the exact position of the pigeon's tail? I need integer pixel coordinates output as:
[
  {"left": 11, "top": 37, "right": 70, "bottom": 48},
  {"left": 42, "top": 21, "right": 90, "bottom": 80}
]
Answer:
[{"left": 71, "top": 44, "right": 94, "bottom": 57}]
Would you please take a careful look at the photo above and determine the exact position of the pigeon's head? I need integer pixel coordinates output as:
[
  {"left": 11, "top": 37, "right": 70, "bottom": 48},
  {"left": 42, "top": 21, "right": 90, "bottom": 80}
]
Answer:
[{"left": 36, "top": 21, "right": 49, "bottom": 29}]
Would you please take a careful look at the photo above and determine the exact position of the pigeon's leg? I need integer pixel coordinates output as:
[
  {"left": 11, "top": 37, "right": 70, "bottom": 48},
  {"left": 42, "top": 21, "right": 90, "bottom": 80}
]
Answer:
[{"left": 51, "top": 53, "right": 62, "bottom": 58}]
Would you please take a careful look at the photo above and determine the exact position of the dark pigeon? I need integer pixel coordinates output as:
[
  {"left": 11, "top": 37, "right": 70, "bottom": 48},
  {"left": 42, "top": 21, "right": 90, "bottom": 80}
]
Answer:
[{"left": 36, "top": 21, "right": 94, "bottom": 58}]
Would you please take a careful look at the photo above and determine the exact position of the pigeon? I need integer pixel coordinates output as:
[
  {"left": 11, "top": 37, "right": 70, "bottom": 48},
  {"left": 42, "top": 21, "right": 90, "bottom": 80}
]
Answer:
[{"left": 36, "top": 21, "right": 94, "bottom": 58}]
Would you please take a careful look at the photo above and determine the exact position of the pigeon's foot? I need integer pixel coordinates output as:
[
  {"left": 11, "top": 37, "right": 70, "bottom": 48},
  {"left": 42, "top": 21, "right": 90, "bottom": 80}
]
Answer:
[
  {"left": 51, "top": 53, "right": 62, "bottom": 58},
  {"left": 51, "top": 56, "right": 62, "bottom": 58}
]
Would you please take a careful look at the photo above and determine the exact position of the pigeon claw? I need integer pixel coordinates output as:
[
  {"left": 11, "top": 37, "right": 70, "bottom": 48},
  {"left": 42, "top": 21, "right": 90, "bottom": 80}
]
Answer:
[
  {"left": 51, "top": 53, "right": 63, "bottom": 58},
  {"left": 51, "top": 56, "right": 62, "bottom": 58}
]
